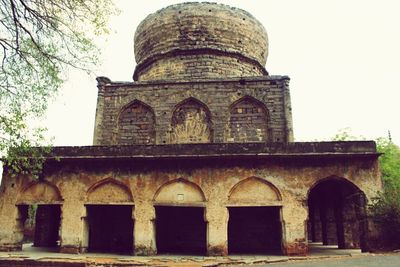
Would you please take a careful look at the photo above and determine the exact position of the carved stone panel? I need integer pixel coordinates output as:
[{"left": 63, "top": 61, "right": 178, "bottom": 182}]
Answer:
[{"left": 171, "top": 98, "right": 212, "bottom": 143}]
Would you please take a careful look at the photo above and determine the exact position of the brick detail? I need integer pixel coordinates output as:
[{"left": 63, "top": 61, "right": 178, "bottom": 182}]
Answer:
[
  {"left": 117, "top": 100, "right": 156, "bottom": 145},
  {"left": 93, "top": 77, "right": 292, "bottom": 145},
  {"left": 134, "top": 2, "right": 268, "bottom": 81},
  {"left": 229, "top": 97, "right": 268, "bottom": 142}
]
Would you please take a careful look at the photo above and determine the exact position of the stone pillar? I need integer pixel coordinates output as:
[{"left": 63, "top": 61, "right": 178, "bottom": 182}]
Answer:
[
  {"left": 319, "top": 204, "right": 328, "bottom": 245},
  {"left": 334, "top": 201, "right": 345, "bottom": 249},
  {"left": 313, "top": 206, "right": 323, "bottom": 242},
  {"left": 205, "top": 204, "right": 228, "bottom": 256},
  {"left": 0, "top": 175, "right": 23, "bottom": 251},
  {"left": 59, "top": 200, "right": 85, "bottom": 253},
  {"left": 134, "top": 201, "right": 156, "bottom": 255},
  {"left": 80, "top": 209, "right": 89, "bottom": 253},
  {"left": 282, "top": 204, "right": 308, "bottom": 256},
  {"left": 342, "top": 200, "right": 359, "bottom": 249},
  {"left": 325, "top": 205, "right": 338, "bottom": 245}
]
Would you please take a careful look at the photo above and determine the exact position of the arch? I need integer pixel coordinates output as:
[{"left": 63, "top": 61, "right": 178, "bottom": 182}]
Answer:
[
  {"left": 170, "top": 97, "right": 213, "bottom": 144},
  {"left": 117, "top": 99, "right": 156, "bottom": 144},
  {"left": 153, "top": 178, "right": 206, "bottom": 204},
  {"left": 307, "top": 175, "right": 368, "bottom": 251},
  {"left": 87, "top": 178, "right": 133, "bottom": 203},
  {"left": 228, "top": 177, "right": 282, "bottom": 204},
  {"left": 307, "top": 175, "right": 364, "bottom": 200},
  {"left": 229, "top": 96, "right": 269, "bottom": 142},
  {"left": 17, "top": 180, "right": 62, "bottom": 204}
]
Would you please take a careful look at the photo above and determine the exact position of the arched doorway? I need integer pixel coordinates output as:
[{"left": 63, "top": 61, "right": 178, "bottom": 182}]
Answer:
[
  {"left": 16, "top": 181, "right": 63, "bottom": 250},
  {"left": 307, "top": 177, "right": 368, "bottom": 252},
  {"left": 153, "top": 178, "right": 207, "bottom": 255},
  {"left": 227, "top": 177, "right": 283, "bottom": 254},
  {"left": 85, "top": 178, "right": 134, "bottom": 254}
]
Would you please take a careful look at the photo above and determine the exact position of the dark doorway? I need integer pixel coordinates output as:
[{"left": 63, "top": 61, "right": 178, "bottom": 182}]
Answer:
[
  {"left": 155, "top": 206, "right": 206, "bottom": 255},
  {"left": 18, "top": 204, "right": 61, "bottom": 248},
  {"left": 307, "top": 178, "right": 368, "bottom": 251},
  {"left": 87, "top": 205, "right": 134, "bottom": 254},
  {"left": 228, "top": 206, "right": 282, "bottom": 254}
]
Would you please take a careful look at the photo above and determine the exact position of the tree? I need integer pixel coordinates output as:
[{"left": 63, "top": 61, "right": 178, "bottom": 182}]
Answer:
[
  {"left": 332, "top": 129, "right": 400, "bottom": 248},
  {"left": 370, "top": 137, "right": 400, "bottom": 248},
  {"left": 0, "top": 0, "right": 116, "bottom": 176}
]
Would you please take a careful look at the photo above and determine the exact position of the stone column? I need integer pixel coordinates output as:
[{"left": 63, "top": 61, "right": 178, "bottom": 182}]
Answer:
[
  {"left": 0, "top": 175, "right": 24, "bottom": 251},
  {"left": 319, "top": 204, "right": 328, "bottom": 245},
  {"left": 80, "top": 208, "right": 89, "bottom": 253},
  {"left": 313, "top": 206, "right": 323, "bottom": 242},
  {"left": 282, "top": 204, "right": 308, "bottom": 256},
  {"left": 59, "top": 200, "right": 85, "bottom": 253},
  {"left": 205, "top": 204, "right": 228, "bottom": 256},
  {"left": 134, "top": 201, "right": 156, "bottom": 255},
  {"left": 325, "top": 205, "right": 338, "bottom": 245}
]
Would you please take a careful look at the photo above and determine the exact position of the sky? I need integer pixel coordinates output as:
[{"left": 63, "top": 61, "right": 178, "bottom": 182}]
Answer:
[{"left": 43, "top": 0, "right": 400, "bottom": 146}]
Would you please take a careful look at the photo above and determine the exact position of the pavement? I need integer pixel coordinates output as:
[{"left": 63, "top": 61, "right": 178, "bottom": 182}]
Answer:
[{"left": 0, "top": 242, "right": 375, "bottom": 266}]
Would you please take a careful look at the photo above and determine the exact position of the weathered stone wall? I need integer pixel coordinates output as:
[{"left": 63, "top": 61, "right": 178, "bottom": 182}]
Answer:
[
  {"left": 133, "top": 2, "right": 268, "bottom": 81},
  {"left": 0, "top": 147, "right": 381, "bottom": 256},
  {"left": 93, "top": 76, "right": 293, "bottom": 145},
  {"left": 136, "top": 53, "right": 266, "bottom": 82}
]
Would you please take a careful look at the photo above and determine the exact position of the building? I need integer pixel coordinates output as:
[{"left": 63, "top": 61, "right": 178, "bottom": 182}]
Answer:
[{"left": 0, "top": 2, "right": 381, "bottom": 256}]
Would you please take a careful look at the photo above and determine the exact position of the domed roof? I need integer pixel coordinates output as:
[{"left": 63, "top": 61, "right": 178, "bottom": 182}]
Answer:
[{"left": 133, "top": 2, "right": 269, "bottom": 81}]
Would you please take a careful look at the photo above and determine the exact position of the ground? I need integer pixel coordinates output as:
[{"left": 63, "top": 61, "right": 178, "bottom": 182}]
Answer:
[{"left": 2, "top": 243, "right": 397, "bottom": 266}]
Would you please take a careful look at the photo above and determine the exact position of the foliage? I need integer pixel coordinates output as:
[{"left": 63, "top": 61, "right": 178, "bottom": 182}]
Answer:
[
  {"left": 369, "top": 137, "right": 400, "bottom": 248},
  {"left": 331, "top": 129, "right": 400, "bottom": 247},
  {"left": 331, "top": 127, "right": 365, "bottom": 141},
  {"left": 0, "top": 0, "right": 116, "bottom": 176}
]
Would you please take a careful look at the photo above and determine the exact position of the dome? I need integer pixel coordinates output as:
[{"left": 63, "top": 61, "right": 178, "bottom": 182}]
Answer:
[{"left": 133, "top": 2, "right": 269, "bottom": 81}]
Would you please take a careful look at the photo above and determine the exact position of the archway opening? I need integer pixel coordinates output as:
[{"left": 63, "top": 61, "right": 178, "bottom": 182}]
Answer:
[
  {"left": 307, "top": 178, "right": 368, "bottom": 252},
  {"left": 86, "top": 205, "right": 134, "bottom": 254},
  {"left": 155, "top": 206, "right": 206, "bottom": 255},
  {"left": 17, "top": 204, "right": 61, "bottom": 249},
  {"left": 228, "top": 206, "right": 282, "bottom": 254}
]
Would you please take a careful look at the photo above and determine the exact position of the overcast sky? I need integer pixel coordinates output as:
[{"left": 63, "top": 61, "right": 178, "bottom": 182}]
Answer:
[{"left": 43, "top": 0, "right": 400, "bottom": 146}]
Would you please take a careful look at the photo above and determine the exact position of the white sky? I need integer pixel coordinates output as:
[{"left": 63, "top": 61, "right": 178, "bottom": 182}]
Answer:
[{"left": 43, "top": 0, "right": 400, "bottom": 146}]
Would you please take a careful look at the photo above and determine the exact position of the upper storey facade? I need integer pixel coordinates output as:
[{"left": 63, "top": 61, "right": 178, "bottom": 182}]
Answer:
[{"left": 93, "top": 3, "right": 294, "bottom": 145}]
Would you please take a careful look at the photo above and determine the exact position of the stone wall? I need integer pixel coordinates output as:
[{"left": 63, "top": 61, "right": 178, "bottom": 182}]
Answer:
[
  {"left": 133, "top": 2, "right": 268, "bottom": 81},
  {"left": 0, "top": 143, "right": 381, "bottom": 256},
  {"left": 93, "top": 76, "right": 293, "bottom": 145}
]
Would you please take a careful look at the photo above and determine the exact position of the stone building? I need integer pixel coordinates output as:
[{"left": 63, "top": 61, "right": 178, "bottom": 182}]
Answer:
[{"left": 0, "top": 2, "right": 381, "bottom": 256}]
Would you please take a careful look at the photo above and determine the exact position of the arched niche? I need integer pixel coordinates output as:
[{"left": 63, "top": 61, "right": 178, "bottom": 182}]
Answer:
[
  {"left": 86, "top": 178, "right": 133, "bottom": 204},
  {"left": 117, "top": 99, "right": 156, "bottom": 144},
  {"left": 229, "top": 96, "right": 268, "bottom": 142},
  {"left": 228, "top": 177, "right": 282, "bottom": 206},
  {"left": 17, "top": 181, "right": 62, "bottom": 204},
  {"left": 171, "top": 97, "right": 213, "bottom": 144},
  {"left": 153, "top": 178, "right": 206, "bottom": 205}
]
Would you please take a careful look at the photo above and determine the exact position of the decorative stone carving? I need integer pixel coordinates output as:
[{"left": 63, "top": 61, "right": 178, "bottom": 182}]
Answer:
[{"left": 171, "top": 98, "right": 212, "bottom": 143}]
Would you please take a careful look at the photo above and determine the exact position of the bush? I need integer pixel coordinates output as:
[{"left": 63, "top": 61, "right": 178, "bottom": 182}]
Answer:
[{"left": 369, "top": 138, "right": 400, "bottom": 249}]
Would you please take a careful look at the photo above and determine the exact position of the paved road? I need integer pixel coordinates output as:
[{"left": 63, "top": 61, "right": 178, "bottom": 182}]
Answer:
[{"left": 232, "top": 254, "right": 400, "bottom": 267}]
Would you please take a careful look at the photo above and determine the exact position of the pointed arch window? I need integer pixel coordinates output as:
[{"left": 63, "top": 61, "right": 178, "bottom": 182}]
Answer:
[
  {"left": 118, "top": 100, "right": 156, "bottom": 144},
  {"left": 229, "top": 96, "right": 268, "bottom": 142}
]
